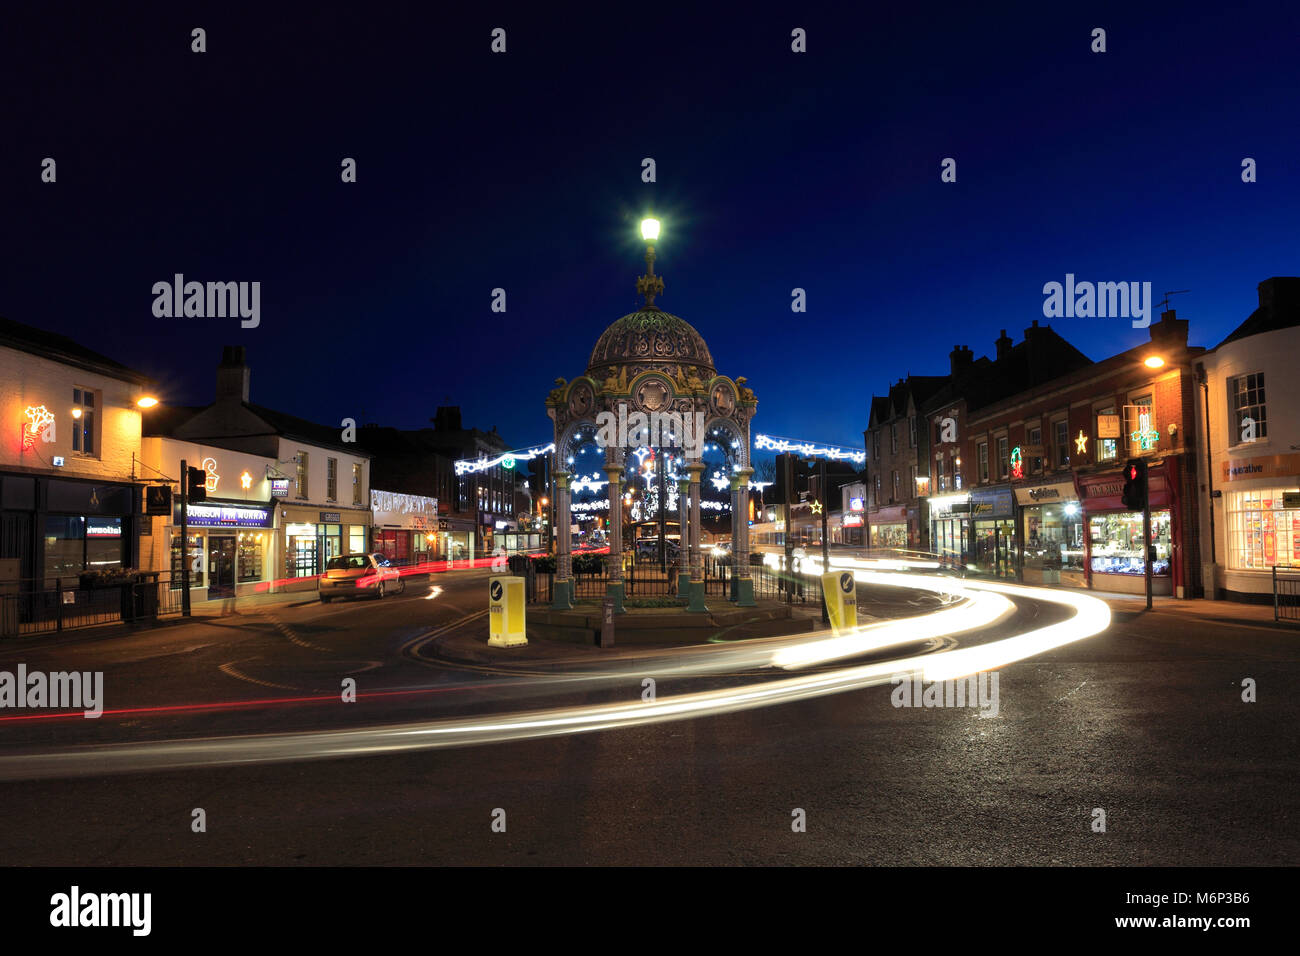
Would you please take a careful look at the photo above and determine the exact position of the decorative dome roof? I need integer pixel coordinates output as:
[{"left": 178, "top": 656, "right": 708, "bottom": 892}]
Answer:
[{"left": 586, "top": 307, "right": 715, "bottom": 380}]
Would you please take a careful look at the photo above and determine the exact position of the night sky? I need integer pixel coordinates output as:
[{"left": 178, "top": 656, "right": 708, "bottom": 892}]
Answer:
[{"left": 4, "top": 2, "right": 1298, "bottom": 454}]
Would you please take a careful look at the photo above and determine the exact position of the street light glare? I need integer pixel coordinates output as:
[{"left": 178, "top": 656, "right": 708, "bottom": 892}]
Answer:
[
  {"left": 640, "top": 218, "right": 660, "bottom": 241},
  {"left": 136, "top": 396, "right": 159, "bottom": 408},
  {"left": 1144, "top": 356, "right": 1165, "bottom": 369}
]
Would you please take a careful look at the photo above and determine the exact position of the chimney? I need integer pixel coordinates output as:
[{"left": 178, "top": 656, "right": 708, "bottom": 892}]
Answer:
[
  {"left": 431, "top": 406, "right": 463, "bottom": 432},
  {"left": 1149, "top": 307, "right": 1189, "bottom": 350},
  {"left": 995, "top": 329, "right": 1012, "bottom": 361},
  {"left": 949, "top": 344, "right": 973, "bottom": 377},
  {"left": 216, "top": 345, "right": 250, "bottom": 402}
]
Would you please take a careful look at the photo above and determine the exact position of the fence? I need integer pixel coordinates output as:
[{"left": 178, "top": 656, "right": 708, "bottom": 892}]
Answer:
[
  {"left": 530, "top": 553, "right": 824, "bottom": 606},
  {"left": 0, "top": 572, "right": 184, "bottom": 638},
  {"left": 1273, "top": 567, "right": 1300, "bottom": 624}
]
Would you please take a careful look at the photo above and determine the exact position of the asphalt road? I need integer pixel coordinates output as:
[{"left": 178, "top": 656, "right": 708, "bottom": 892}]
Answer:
[{"left": 0, "top": 570, "right": 1296, "bottom": 865}]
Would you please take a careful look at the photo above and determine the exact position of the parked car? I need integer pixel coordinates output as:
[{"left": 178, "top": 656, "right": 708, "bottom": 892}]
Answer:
[
  {"left": 319, "top": 553, "right": 405, "bottom": 602},
  {"left": 635, "top": 538, "right": 680, "bottom": 561}
]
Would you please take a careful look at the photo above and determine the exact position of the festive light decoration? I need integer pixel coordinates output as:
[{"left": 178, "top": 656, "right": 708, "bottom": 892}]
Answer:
[
  {"left": 23, "top": 405, "right": 55, "bottom": 449},
  {"left": 810, "top": 500, "right": 823, "bottom": 515},
  {"left": 1074, "top": 430, "right": 1088, "bottom": 455},
  {"left": 240, "top": 471, "right": 253, "bottom": 490},
  {"left": 1010, "top": 446, "right": 1024, "bottom": 480},
  {"left": 371, "top": 490, "right": 440, "bottom": 516},
  {"left": 454, "top": 443, "right": 554, "bottom": 476},
  {"left": 754, "top": 433, "right": 865, "bottom": 465}
]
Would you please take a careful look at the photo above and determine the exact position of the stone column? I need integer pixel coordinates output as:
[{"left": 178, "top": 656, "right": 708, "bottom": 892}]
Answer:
[
  {"left": 732, "top": 467, "right": 755, "bottom": 606},
  {"left": 686, "top": 462, "right": 708, "bottom": 612},
  {"left": 552, "top": 470, "right": 574, "bottom": 609},
  {"left": 604, "top": 463, "right": 625, "bottom": 613}
]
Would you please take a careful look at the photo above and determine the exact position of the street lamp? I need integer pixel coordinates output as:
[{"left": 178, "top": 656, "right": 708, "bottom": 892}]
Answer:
[
  {"left": 1143, "top": 355, "right": 1165, "bottom": 369},
  {"left": 136, "top": 396, "right": 159, "bottom": 408},
  {"left": 640, "top": 217, "right": 660, "bottom": 241}
]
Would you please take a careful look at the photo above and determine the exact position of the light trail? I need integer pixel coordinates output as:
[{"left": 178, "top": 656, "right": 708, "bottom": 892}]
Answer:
[{"left": 0, "top": 573, "right": 1110, "bottom": 781}]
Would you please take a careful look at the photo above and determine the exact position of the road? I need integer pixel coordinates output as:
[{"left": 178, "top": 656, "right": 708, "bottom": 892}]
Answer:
[{"left": 0, "top": 569, "right": 1296, "bottom": 865}]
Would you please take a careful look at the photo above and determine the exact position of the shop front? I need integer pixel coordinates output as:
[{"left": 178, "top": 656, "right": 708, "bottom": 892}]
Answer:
[
  {"left": 1016, "top": 480, "right": 1086, "bottom": 587},
  {"left": 371, "top": 490, "right": 439, "bottom": 568},
  {"left": 1217, "top": 453, "right": 1300, "bottom": 600},
  {"left": 0, "top": 476, "right": 140, "bottom": 586},
  {"left": 169, "top": 498, "right": 276, "bottom": 598},
  {"left": 970, "top": 486, "right": 1016, "bottom": 578},
  {"left": 280, "top": 505, "right": 370, "bottom": 588},
  {"left": 928, "top": 493, "right": 970, "bottom": 566},
  {"left": 867, "top": 505, "right": 908, "bottom": 550},
  {"left": 1079, "top": 459, "right": 1184, "bottom": 596}
]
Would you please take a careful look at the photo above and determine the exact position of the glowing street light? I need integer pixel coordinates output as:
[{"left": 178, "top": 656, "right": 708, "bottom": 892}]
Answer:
[
  {"left": 1143, "top": 356, "right": 1165, "bottom": 369},
  {"left": 640, "top": 217, "right": 661, "bottom": 241},
  {"left": 136, "top": 396, "right": 159, "bottom": 408}
]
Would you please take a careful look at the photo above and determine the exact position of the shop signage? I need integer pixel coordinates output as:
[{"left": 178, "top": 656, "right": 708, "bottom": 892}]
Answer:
[
  {"left": 438, "top": 519, "right": 449, "bottom": 531},
  {"left": 1015, "top": 481, "right": 1077, "bottom": 505},
  {"left": 1221, "top": 453, "right": 1300, "bottom": 483},
  {"left": 86, "top": 519, "right": 121, "bottom": 538},
  {"left": 849, "top": 496, "right": 865, "bottom": 511},
  {"left": 1097, "top": 414, "right": 1121, "bottom": 439},
  {"left": 319, "top": 512, "right": 342, "bottom": 522},
  {"left": 270, "top": 479, "right": 290, "bottom": 498},
  {"left": 179, "top": 501, "right": 275, "bottom": 529},
  {"left": 145, "top": 485, "right": 173, "bottom": 515},
  {"left": 843, "top": 513, "right": 864, "bottom": 527},
  {"left": 1283, "top": 492, "right": 1300, "bottom": 510},
  {"left": 970, "top": 487, "right": 1014, "bottom": 519}
]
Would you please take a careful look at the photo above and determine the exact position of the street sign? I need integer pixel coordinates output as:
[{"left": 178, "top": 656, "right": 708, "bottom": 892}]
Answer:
[
  {"left": 822, "top": 570, "right": 857, "bottom": 635},
  {"left": 488, "top": 575, "right": 527, "bottom": 647}
]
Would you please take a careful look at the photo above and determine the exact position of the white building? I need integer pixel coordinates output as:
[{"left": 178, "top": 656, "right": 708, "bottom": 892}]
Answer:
[
  {"left": 1196, "top": 277, "right": 1300, "bottom": 601},
  {"left": 0, "top": 316, "right": 155, "bottom": 587}
]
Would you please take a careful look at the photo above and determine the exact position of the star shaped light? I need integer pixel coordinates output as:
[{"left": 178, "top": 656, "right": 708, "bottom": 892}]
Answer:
[
  {"left": 241, "top": 471, "right": 253, "bottom": 489},
  {"left": 810, "top": 500, "right": 823, "bottom": 515},
  {"left": 1074, "top": 430, "right": 1088, "bottom": 455}
]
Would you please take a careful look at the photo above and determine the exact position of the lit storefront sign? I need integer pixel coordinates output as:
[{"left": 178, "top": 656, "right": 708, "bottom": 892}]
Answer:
[
  {"left": 1015, "top": 481, "right": 1078, "bottom": 505},
  {"left": 971, "top": 487, "right": 1014, "bottom": 519},
  {"left": 178, "top": 501, "right": 275, "bottom": 529},
  {"left": 201, "top": 457, "right": 220, "bottom": 493},
  {"left": 271, "top": 479, "right": 290, "bottom": 497},
  {"left": 848, "top": 496, "right": 865, "bottom": 511},
  {"left": 1221, "top": 453, "right": 1300, "bottom": 483},
  {"left": 86, "top": 519, "right": 122, "bottom": 537},
  {"left": 843, "top": 513, "right": 864, "bottom": 527}
]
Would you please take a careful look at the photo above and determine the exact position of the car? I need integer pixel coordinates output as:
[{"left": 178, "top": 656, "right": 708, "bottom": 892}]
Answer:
[
  {"left": 319, "top": 553, "right": 405, "bottom": 602},
  {"left": 635, "top": 538, "right": 680, "bottom": 560}
]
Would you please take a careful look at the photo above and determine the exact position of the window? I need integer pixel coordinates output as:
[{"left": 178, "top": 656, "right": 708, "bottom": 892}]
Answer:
[
  {"left": 1225, "top": 487, "right": 1300, "bottom": 570},
  {"left": 873, "top": 431, "right": 880, "bottom": 460},
  {"left": 296, "top": 451, "right": 309, "bottom": 498},
  {"left": 71, "top": 388, "right": 96, "bottom": 455},
  {"left": 1097, "top": 407, "right": 1119, "bottom": 462},
  {"left": 326, "top": 458, "right": 338, "bottom": 501},
  {"left": 936, "top": 455, "right": 947, "bottom": 492},
  {"left": 953, "top": 453, "right": 963, "bottom": 490},
  {"left": 353, "top": 462, "right": 364, "bottom": 505},
  {"left": 874, "top": 475, "right": 881, "bottom": 505},
  {"left": 1054, "top": 420, "right": 1069, "bottom": 468},
  {"left": 909, "top": 464, "right": 917, "bottom": 497},
  {"left": 1128, "top": 395, "right": 1154, "bottom": 457},
  {"left": 892, "top": 470, "right": 899, "bottom": 503},
  {"left": 891, "top": 424, "right": 898, "bottom": 455},
  {"left": 909, "top": 415, "right": 917, "bottom": 448},
  {"left": 978, "top": 442, "right": 989, "bottom": 483},
  {"left": 1229, "top": 373, "right": 1267, "bottom": 445},
  {"left": 1028, "top": 426, "right": 1043, "bottom": 474},
  {"left": 997, "top": 436, "right": 1009, "bottom": 479}
]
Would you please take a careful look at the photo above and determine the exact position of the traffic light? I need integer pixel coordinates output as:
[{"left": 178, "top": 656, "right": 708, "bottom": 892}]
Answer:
[
  {"left": 1121, "top": 459, "right": 1147, "bottom": 510},
  {"left": 186, "top": 466, "right": 207, "bottom": 503}
]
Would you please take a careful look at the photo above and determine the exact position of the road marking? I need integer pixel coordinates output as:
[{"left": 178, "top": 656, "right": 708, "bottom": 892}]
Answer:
[
  {"left": 265, "top": 614, "right": 330, "bottom": 652},
  {"left": 219, "top": 661, "right": 300, "bottom": 691}
]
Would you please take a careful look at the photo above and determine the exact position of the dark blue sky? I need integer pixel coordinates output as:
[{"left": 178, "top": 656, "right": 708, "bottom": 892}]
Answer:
[{"left": 4, "top": 2, "right": 1297, "bottom": 453}]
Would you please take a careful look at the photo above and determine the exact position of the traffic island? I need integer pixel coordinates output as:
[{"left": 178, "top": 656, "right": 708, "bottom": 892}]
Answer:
[{"left": 527, "top": 599, "right": 812, "bottom": 645}]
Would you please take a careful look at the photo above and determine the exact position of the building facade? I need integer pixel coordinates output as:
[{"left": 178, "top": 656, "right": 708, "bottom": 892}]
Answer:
[
  {"left": 1196, "top": 277, "right": 1300, "bottom": 602},
  {"left": 0, "top": 317, "right": 155, "bottom": 588}
]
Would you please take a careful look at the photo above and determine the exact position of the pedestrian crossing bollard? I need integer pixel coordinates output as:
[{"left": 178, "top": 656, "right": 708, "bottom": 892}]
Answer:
[
  {"left": 488, "top": 575, "right": 527, "bottom": 647},
  {"left": 822, "top": 570, "right": 857, "bottom": 635}
]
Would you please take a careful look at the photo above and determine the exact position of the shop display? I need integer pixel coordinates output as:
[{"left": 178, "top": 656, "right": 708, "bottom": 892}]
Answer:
[
  {"left": 1226, "top": 488, "right": 1300, "bottom": 570},
  {"left": 1088, "top": 510, "right": 1170, "bottom": 575}
]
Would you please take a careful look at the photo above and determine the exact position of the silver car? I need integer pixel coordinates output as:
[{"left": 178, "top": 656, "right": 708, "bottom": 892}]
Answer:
[{"left": 319, "top": 553, "right": 405, "bottom": 602}]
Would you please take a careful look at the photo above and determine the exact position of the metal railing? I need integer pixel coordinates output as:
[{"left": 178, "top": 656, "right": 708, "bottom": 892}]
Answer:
[
  {"left": 1273, "top": 567, "right": 1300, "bottom": 624},
  {"left": 0, "top": 572, "right": 183, "bottom": 638}
]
